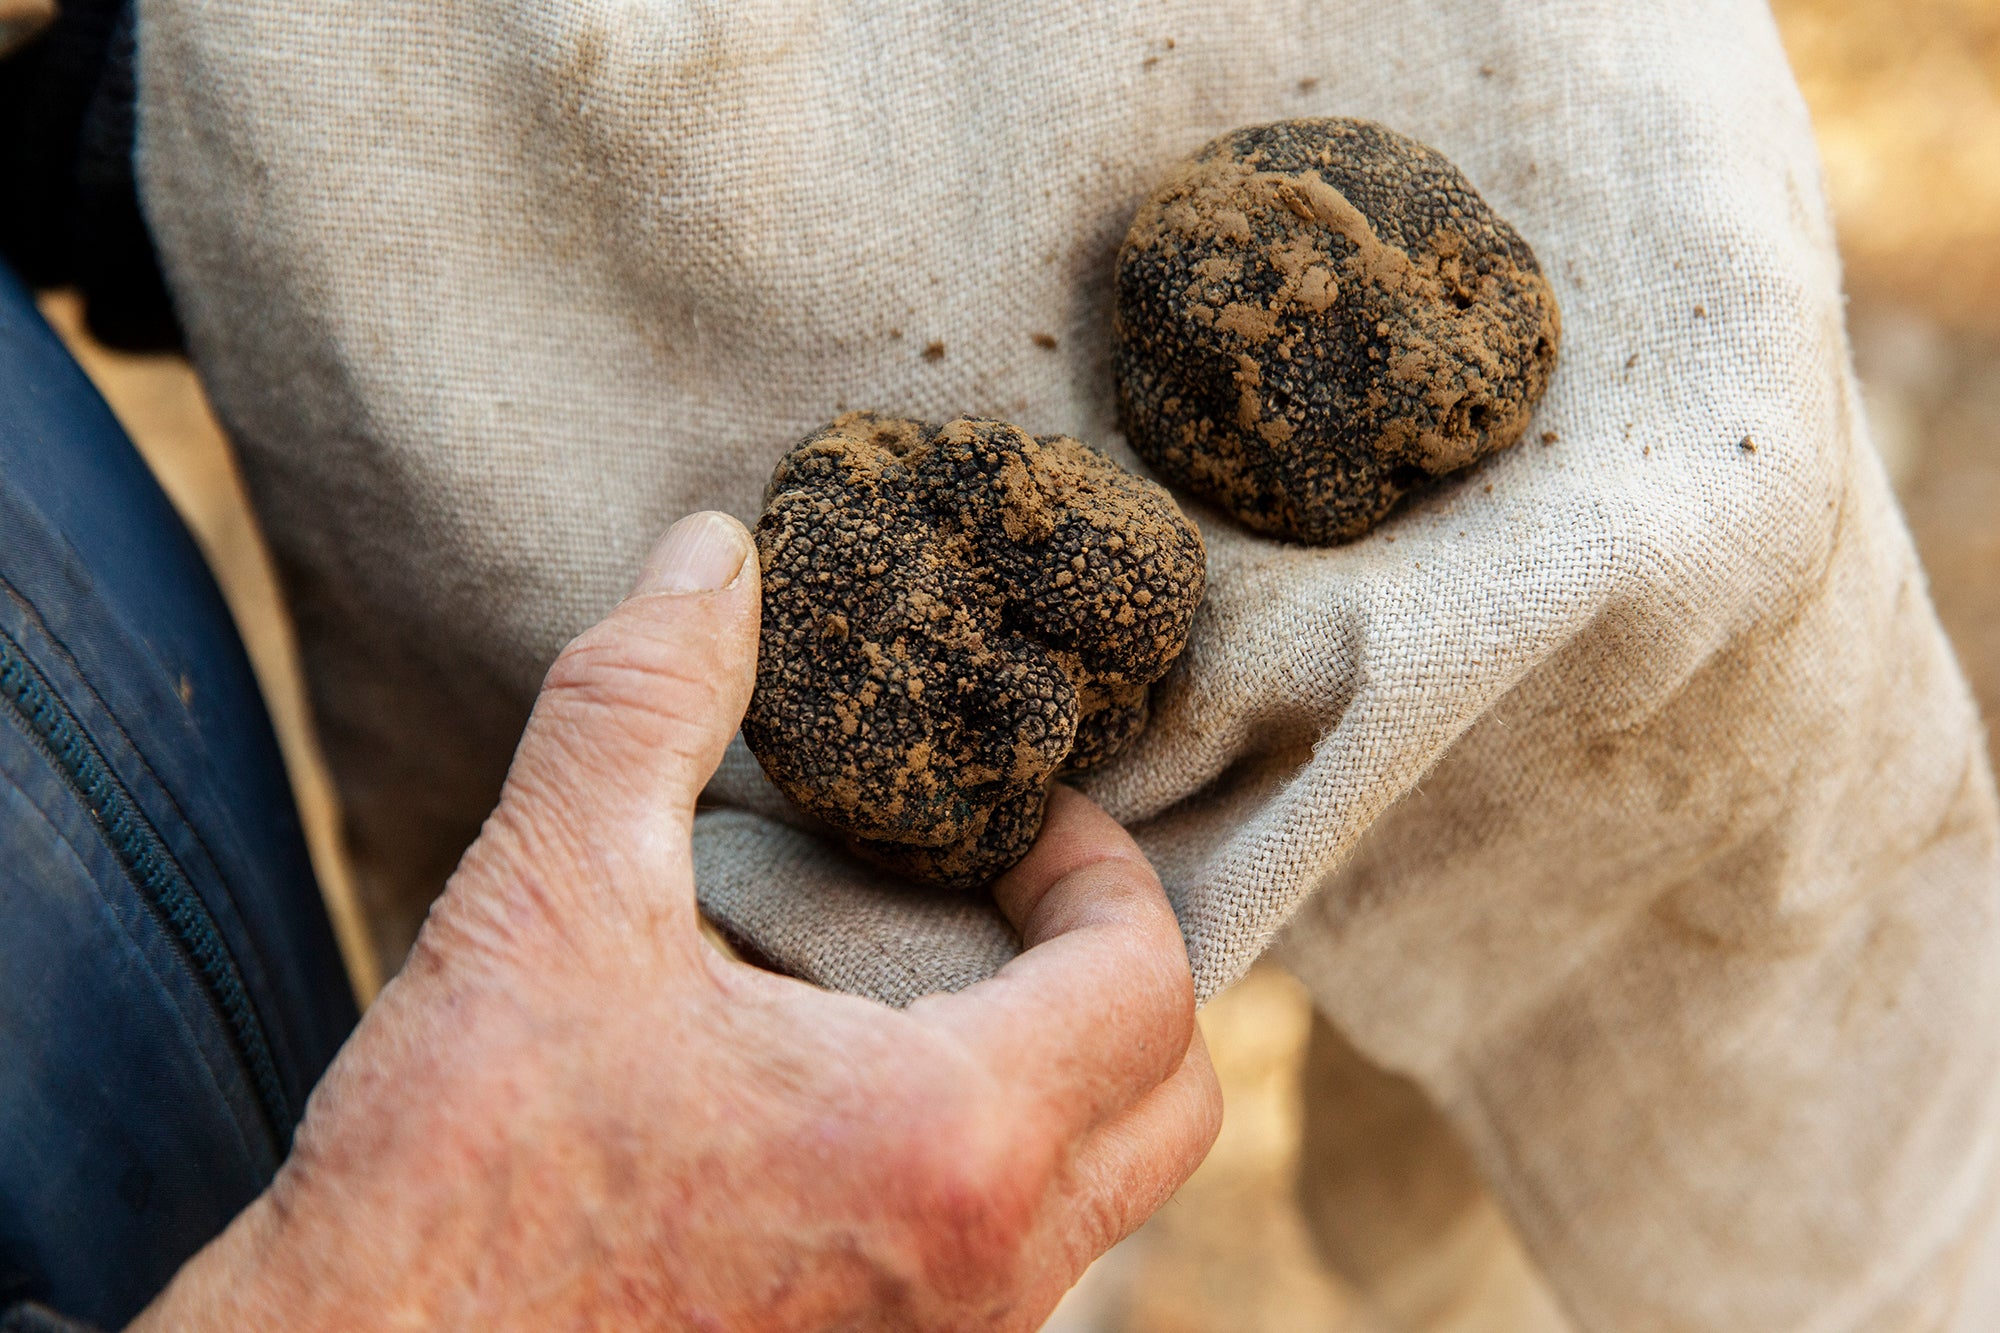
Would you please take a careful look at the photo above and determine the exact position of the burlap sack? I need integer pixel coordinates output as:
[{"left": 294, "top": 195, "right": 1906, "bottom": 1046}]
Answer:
[{"left": 136, "top": 0, "right": 2000, "bottom": 1327}]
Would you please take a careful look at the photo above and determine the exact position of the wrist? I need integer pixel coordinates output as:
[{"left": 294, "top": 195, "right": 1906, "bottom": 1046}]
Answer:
[{"left": 132, "top": 953, "right": 642, "bottom": 1330}]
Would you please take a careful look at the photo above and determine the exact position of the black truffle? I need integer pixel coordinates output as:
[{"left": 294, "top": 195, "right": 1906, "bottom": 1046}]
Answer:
[
  {"left": 1114, "top": 117, "right": 1561, "bottom": 544},
  {"left": 744, "top": 413, "right": 1206, "bottom": 889}
]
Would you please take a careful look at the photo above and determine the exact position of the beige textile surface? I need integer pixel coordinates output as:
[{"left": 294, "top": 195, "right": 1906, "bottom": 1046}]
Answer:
[{"left": 137, "top": 0, "right": 2000, "bottom": 1328}]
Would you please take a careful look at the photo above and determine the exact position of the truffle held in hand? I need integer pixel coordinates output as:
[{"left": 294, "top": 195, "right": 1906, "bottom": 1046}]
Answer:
[
  {"left": 744, "top": 413, "right": 1206, "bottom": 890},
  {"left": 1114, "top": 117, "right": 1561, "bottom": 544}
]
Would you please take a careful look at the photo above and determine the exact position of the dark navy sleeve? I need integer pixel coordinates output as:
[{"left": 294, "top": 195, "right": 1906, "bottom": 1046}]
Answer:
[{"left": 1, "top": 1302, "right": 102, "bottom": 1333}]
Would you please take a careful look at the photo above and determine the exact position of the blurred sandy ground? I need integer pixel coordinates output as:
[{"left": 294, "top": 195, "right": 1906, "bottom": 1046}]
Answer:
[{"left": 37, "top": 0, "right": 2000, "bottom": 1325}]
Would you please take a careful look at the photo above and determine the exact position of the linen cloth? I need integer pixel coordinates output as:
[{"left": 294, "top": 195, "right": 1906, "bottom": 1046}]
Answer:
[{"left": 136, "top": 0, "right": 2000, "bottom": 1327}]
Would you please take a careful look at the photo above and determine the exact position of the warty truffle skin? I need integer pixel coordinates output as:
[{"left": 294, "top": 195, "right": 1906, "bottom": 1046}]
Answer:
[
  {"left": 1113, "top": 117, "right": 1561, "bottom": 545},
  {"left": 744, "top": 412, "right": 1206, "bottom": 890}
]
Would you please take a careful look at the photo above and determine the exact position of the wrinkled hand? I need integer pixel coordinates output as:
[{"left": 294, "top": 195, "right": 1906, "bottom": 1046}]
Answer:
[{"left": 133, "top": 512, "right": 1221, "bottom": 1331}]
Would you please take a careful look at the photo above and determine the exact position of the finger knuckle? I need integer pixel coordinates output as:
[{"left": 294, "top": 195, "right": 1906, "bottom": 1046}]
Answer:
[
  {"left": 1071, "top": 1177, "right": 1131, "bottom": 1257},
  {"left": 890, "top": 1105, "right": 1042, "bottom": 1285},
  {"left": 540, "top": 619, "right": 723, "bottom": 759},
  {"left": 1119, "top": 948, "right": 1198, "bottom": 1072}
]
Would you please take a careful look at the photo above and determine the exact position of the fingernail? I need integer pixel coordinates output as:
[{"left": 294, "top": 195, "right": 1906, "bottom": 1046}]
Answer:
[{"left": 635, "top": 511, "right": 750, "bottom": 595}]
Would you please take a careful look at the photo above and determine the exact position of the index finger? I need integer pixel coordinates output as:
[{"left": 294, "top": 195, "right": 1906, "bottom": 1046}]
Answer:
[{"left": 911, "top": 786, "right": 1197, "bottom": 1138}]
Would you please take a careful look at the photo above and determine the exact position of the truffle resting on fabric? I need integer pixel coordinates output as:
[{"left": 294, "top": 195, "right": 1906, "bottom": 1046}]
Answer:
[
  {"left": 744, "top": 412, "right": 1207, "bottom": 890},
  {"left": 1114, "top": 117, "right": 1561, "bottom": 544}
]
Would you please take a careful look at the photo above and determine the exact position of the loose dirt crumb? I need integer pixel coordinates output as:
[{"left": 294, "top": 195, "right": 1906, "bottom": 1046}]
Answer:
[
  {"left": 922, "top": 341, "right": 945, "bottom": 362},
  {"left": 1031, "top": 332, "right": 1060, "bottom": 350}
]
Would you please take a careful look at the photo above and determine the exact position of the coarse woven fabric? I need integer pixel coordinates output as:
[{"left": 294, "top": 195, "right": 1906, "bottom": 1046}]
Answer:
[{"left": 136, "top": 1, "right": 2000, "bottom": 1329}]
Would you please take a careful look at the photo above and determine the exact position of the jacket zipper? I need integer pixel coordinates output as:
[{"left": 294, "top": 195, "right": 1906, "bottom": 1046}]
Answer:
[{"left": 0, "top": 626, "right": 290, "bottom": 1152}]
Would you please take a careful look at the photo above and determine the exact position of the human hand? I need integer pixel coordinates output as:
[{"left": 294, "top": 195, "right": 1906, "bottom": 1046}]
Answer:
[{"left": 130, "top": 511, "right": 1221, "bottom": 1331}]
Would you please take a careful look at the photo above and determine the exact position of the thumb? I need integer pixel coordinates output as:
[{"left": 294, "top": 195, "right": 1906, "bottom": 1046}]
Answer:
[{"left": 481, "top": 511, "right": 761, "bottom": 906}]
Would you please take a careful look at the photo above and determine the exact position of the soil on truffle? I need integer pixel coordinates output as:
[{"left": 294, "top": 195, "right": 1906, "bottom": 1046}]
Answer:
[
  {"left": 744, "top": 413, "right": 1207, "bottom": 890},
  {"left": 1114, "top": 118, "right": 1561, "bottom": 545}
]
